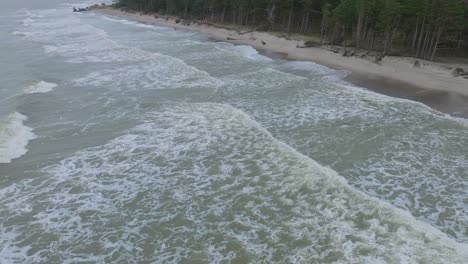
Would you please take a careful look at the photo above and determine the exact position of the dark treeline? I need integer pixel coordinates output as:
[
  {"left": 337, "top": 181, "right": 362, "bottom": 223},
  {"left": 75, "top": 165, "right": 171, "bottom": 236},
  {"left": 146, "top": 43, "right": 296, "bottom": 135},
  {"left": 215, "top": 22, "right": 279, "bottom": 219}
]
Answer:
[{"left": 115, "top": 0, "right": 468, "bottom": 60}]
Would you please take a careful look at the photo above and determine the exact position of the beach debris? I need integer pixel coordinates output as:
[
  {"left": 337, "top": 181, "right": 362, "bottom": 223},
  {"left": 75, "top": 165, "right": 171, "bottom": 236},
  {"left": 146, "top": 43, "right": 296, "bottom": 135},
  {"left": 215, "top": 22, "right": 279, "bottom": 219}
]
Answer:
[
  {"left": 175, "top": 19, "right": 181, "bottom": 24},
  {"left": 261, "top": 41, "right": 266, "bottom": 45},
  {"left": 342, "top": 49, "right": 357, "bottom": 57},
  {"left": 278, "top": 33, "right": 292, "bottom": 40},
  {"left": 325, "top": 46, "right": 341, "bottom": 53},
  {"left": 227, "top": 37, "right": 238, "bottom": 41},
  {"left": 304, "top": 40, "right": 320, "bottom": 47},
  {"left": 239, "top": 30, "right": 254, "bottom": 35},
  {"left": 413, "top": 60, "right": 421, "bottom": 68},
  {"left": 375, "top": 54, "right": 385, "bottom": 64},
  {"left": 359, "top": 50, "right": 371, "bottom": 58},
  {"left": 297, "top": 40, "right": 321, "bottom": 48},
  {"left": 72, "top": 7, "right": 89, "bottom": 12},
  {"left": 452, "top": 68, "right": 468, "bottom": 77}
]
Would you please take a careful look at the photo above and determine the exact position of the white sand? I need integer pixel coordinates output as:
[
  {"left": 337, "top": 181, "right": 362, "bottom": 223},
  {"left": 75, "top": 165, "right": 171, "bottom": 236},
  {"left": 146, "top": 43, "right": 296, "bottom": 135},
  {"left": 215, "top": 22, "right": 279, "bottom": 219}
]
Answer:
[{"left": 96, "top": 7, "right": 468, "bottom": 97}]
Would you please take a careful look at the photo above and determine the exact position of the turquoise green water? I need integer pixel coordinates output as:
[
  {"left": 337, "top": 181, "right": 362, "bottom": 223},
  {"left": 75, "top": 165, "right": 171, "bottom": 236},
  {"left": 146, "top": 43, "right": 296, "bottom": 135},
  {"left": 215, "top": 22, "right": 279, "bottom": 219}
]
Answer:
[{"left": 1, "top": 1, "right": 467, "bottom": 263}]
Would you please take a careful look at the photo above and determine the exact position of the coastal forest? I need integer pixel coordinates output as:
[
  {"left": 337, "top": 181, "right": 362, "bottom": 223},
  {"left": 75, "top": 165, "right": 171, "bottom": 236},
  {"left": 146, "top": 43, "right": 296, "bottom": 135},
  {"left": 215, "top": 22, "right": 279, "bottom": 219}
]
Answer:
[{"left": 115, "top": 0, "right": 468, "bottom": 60}]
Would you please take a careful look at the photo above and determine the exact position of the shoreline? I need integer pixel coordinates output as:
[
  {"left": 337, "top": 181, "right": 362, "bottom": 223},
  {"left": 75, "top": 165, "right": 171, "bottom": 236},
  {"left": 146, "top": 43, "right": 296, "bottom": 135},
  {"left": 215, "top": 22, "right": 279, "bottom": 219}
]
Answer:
[{"left": 93, "top": 7, "right": 468, "bottom": 118}]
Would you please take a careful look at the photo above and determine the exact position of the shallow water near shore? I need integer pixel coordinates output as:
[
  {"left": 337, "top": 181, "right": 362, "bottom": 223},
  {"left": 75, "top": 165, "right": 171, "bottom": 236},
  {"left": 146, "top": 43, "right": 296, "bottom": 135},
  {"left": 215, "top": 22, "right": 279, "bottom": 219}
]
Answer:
[{"left": 1, "top": 1, "right": 468, "bottom": 263}]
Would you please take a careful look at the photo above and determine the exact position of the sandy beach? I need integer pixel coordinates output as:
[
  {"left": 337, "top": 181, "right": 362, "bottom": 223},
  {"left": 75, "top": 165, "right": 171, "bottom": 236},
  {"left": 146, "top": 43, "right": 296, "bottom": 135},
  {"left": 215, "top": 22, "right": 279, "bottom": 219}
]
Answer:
[{"left": 95, "top": 7, "right": 468, "bottom": 117}]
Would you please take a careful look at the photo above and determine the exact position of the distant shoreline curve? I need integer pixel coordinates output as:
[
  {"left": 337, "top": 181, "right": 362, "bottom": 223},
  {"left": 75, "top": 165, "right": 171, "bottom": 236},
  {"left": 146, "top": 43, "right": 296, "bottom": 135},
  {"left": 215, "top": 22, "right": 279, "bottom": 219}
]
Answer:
[{"left": 92, "top": 6, "right": 468, "bottom": 118}]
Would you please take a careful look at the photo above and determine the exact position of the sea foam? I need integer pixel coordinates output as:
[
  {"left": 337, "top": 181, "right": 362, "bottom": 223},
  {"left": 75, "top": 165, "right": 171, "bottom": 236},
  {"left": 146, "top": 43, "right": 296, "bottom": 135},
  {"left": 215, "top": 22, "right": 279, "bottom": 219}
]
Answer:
[
  {"left": 24, "top": 81, "right": 57, "bottom": 94},
  {"left": 0, "top": 103, "right": 465, "bottom": 263},
  {"left": 227, "top": 45, "right": 273, "bottom": 61},
  {"left": 0, "top": 112, "right": 36, "bottom": 163}
]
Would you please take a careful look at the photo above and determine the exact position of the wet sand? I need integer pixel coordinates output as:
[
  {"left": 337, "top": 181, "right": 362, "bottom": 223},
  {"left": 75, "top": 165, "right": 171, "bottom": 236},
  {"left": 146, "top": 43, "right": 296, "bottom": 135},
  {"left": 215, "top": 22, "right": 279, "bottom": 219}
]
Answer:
[
  {"left": 257, "top": 48, "right": 468, "bottom": 118},
  {"left": 345, "top": 73, "right": 468, "bottom": 118}
]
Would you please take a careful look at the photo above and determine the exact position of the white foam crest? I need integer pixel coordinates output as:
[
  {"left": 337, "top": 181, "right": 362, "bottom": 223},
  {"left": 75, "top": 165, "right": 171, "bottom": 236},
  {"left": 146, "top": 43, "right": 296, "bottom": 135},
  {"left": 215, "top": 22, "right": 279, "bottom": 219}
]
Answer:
[
  {"left": 221, "top": 67, "right": 306, "bottom": 92},
  {"left": 15, "top": 8, "right": 32, "bottom": 17},
  {"left": 282, "top": 60, "right": 337, "bottom": 75},
  {"left": 21, "top": 18, "right": 34, "bottom": 26},
  {"left": 0, "top": 112, "right": 37, "bottom": 163},
  {"left": 12, "top": 31, "right": 31, "bottom": 36},
  {"left": 1, "top": 103, "right": 466, "bottom": 262},
  {"left": 16, "top": 15, "right": 147, "bottom": 63},
  {"left": 24, "top": 81, "right": 57, "bottom": 94},
  {"left": 62, "top": 0, "right": 113, "bottom": 9},
  {"left": 15, "top": 13, "right": 173, "bottom": 64},
  {"left": 101, "top": 16, "right": 158, "bottom": 29},
  {"left": 226, "top": 45, "right": 273, "bottom": 61},
  {"left": 224, "top": 79, "right": 468, "bottom": 242},
  {"left": 224, "top": 104, "right": 468, "bottom": 248},
  {"left": 281, "top": 60, "right": 351, "bottom": 83},
  {"left": 73, "top": 53, "right": 223, "bottom": 91},
  {"left": 0, "top": 228, "right": 36, "bottom": 263},
  {"left": 337, "top": 83, "right": 468, "bottom": 126},
  {"left": 16, "top": 14, "right": 108, "bottom": 43}
]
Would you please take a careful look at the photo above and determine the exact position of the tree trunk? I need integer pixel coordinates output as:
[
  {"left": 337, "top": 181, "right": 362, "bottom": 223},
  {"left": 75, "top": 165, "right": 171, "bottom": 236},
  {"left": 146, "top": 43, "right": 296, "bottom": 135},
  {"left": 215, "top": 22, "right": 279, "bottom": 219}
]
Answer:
[
  {"left": 287, "top": 7, "right": 293, "bottom": 34},
  {"left": 431, "top": 20, "right": 445, "bottom": 61},
  {"left": 415, "top": 15, "right": 426, "bottom": 58},
  {"left": 320, "top": 20, "right": 326, "bottom": 43},
  {"left": 421, "top": 29, "right": 430, "bottom": 59},
  {"left": 412, "top": 17, "right": 420, "bottom": 53},
  {"left": 221, "top": 7, "right": 225, "bottom": 23},
  {"left": 388, "top": 28, "right": 397, "bottom": 55},
  {"left": 426, "top": 31, "right": 436, "bottom": 59},
  {"left": 232, "top": 7, "right": 235, "bottom": 25},
  {"left": 355, "top": 3, "right": 365, "bottom": 49},
  {"left": 183, "top": 0, "right": 188, "bottom": 18}
]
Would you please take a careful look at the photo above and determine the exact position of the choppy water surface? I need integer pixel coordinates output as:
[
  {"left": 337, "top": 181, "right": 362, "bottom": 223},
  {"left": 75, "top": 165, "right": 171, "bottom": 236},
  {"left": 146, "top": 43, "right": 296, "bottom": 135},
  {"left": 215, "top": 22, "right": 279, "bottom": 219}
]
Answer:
[{"left": 1, "top": 1, "right": 468, "bottom": 263}]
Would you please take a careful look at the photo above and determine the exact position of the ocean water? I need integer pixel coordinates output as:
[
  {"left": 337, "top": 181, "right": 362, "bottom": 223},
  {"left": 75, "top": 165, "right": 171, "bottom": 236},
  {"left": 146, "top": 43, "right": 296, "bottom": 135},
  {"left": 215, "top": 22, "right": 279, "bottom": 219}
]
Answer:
[{"left": 1, "top": 1, "right": 468, "bottom": 263}]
